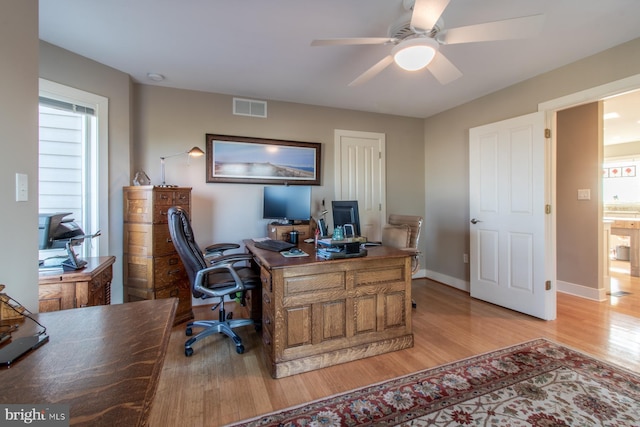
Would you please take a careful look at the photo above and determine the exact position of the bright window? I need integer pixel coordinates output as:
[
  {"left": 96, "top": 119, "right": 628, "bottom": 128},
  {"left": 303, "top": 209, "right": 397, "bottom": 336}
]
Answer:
[{"left": 38, "top": 79, "right": 109, "bottom": 260}]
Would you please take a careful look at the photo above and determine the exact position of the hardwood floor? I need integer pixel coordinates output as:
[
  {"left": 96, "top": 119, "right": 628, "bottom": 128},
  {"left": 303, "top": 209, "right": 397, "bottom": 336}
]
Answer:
[{"left": 148, "top": 270, "right": 640, "bottom": 427}]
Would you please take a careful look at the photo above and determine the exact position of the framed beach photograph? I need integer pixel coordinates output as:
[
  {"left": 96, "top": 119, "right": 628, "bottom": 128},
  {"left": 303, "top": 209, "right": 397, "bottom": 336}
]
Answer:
[{"left": 205, "top": 134, "right": 321, "bottom": 185}]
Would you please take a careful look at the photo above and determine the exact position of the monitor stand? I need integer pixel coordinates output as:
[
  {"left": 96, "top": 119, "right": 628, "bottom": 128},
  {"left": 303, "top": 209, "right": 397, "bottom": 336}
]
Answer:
[{"left": 61, "top": 241, "right": 87, "bottom": 271}]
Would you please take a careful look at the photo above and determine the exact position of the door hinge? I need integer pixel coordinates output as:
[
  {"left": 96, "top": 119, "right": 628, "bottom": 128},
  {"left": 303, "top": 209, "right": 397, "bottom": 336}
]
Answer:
[
  {"left": 545, "top": 204, "right": 551, "bottom": 214},
  {"left": 544, "top": 128, "right": 551, "bottom": 139},
  {"left": 545, "top": 280, "right": 552, "bottom": 291}
]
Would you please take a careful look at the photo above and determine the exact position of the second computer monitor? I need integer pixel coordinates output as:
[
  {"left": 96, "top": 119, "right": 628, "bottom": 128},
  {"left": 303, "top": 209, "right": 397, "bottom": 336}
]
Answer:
[{"left": 332, "top": 200, "right": 361, "bottom": 237}]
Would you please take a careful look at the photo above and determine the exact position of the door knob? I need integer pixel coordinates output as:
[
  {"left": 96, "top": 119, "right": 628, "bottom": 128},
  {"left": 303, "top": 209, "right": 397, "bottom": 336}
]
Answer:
[{"left": 470, "top": 218, "right": 482, "bottom": 224}]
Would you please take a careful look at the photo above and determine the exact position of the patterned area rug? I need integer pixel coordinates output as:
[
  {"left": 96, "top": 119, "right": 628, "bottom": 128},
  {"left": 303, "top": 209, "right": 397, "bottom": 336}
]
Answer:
[{"left": 229, "top": 339, "right": 640, "bottom": 426}]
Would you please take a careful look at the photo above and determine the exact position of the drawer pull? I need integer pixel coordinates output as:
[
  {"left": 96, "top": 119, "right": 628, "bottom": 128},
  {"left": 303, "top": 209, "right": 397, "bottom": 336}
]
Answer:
[
  {"left": 168, "top": 269, "right": 181, "bottom": 275},
  {"left": 264, "top": 317, "right": 271, "bottom": 325},
  {"left": 170, "top": 288, "right": 179, "bottom": 297},
  {"left": 263, "top": 294, "right": 271, "bottom": 305},
  {"left": 160, "top": 210, "right": 168, "bottom": 216},
  {"left": 169, "top": 258, "right": 179, "bottom": 265},
  {"left": 160, "top": 194, "right": 169, "bottom": 200},
  {"left": 166, "top": 237, "right": 173, "bottom": 243}
]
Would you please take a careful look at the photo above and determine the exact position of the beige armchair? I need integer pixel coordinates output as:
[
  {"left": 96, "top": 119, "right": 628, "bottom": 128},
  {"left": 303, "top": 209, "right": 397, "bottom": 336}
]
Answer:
[{"left": 381, "top": 214, "right": 423, "bottom": 308}]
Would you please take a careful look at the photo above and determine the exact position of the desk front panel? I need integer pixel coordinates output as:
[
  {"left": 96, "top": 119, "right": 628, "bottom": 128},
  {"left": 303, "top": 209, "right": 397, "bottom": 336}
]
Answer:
[{"left": 249, "top": 241, "right": 413, "bottom": 378}]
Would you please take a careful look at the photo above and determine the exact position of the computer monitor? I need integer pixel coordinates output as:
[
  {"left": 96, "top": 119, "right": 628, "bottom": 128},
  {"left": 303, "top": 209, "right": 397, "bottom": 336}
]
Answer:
[
  {"left": 331, "top": 200, "right": 361, "bottom": 237},
  {"left": 38, "top": 213, "right": 79, "bottom": 250},
  {"left": 38, "top": 212, "right": 90, "bottom": 270},
  {"left": 263, "top": 185, "right": 311, "bottom": 223}
]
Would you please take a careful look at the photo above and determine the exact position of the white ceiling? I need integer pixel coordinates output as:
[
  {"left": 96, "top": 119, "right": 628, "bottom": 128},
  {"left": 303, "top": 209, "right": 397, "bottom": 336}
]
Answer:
[{"left": 39, "top": 0, "right": 640, "bottom": 122}]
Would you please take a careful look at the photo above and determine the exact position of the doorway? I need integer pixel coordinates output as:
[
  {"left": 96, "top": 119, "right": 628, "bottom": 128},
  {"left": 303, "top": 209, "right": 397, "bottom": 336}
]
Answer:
[
  {"left": 602, "top": 89, "right": 640, "bottom": 297},
  {"left": 541, "top": 74, "right": 640, "bottom": 305}
]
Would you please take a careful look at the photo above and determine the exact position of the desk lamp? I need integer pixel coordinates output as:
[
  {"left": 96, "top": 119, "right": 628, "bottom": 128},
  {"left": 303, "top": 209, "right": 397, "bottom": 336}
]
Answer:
[{"left": 159, "top": 146, "right": 204, "bottom": 187}]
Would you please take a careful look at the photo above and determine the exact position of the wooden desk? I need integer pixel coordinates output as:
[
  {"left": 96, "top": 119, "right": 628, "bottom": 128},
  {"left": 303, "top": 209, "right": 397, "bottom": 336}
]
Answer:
[
  {"left": 0, "top": 298, "right": 176, "bottom": 426},
  {"left": 39, "top": 256, "right": 115, "bottom": 312},
  {"left": 245, "top": 240, "right": 413, "bottom": 378}
]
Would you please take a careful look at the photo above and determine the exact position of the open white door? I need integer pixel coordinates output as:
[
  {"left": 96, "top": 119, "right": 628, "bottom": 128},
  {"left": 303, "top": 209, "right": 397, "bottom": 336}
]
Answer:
[{"left": 469, "top": 111, "right": 555, "bottom": 320}]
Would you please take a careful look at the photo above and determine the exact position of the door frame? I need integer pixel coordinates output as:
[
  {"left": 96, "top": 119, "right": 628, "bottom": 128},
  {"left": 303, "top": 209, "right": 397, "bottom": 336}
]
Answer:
[{"left": 539, "top": 73, "right": 640, "bottom": 300}]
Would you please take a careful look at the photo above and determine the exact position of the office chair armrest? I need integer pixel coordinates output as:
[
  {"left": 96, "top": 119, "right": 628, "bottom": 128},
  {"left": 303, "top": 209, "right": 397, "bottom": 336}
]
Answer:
[
  {"left": 398, "top": 248, "right": 421, "bottom": 255},
  {"left": 204, "top": 243, "right": 240, "bottom": 257},
  {"left": 194, "top": 259, "right": 248, "bottom": 297},
  {"left": 204, "top": 253, "right": 254, "bottom": 266}
]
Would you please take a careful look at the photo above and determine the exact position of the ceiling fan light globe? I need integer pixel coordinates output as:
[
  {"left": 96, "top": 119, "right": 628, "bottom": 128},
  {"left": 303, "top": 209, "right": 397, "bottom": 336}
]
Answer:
[{"left": 392, "top": 38, "right": 438, "bottom": 71}]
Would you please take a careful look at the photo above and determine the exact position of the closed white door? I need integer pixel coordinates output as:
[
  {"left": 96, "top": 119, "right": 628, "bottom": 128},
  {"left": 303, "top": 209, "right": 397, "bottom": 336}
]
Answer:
[
  {"left": 469, "top": 111, "right": 555, "bottom": 320},
  {"left": 334, "top": 129, "right": 386, "bottom": 242}
]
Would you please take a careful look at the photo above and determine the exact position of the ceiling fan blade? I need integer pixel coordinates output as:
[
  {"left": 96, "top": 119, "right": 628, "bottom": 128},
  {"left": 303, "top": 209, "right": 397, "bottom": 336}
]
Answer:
[
  {"left": 348, "top": 55, "right": 394, "bottom": 86},
  {"left": 441, "top": 14, "right": 545, "bottom": 45},
  {"left": 311, "top": 38, "right": 393, "bottom": 46},
  {"left": 427, "top": 51, "right": 462, "bottom": 85},
  {"left": 411, "top": 0, "right": 451, "bottom": 32}
]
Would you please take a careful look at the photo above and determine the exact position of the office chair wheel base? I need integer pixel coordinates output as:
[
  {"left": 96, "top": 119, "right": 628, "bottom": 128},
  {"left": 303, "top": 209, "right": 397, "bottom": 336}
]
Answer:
[
  {"left": 185, "top": 327, "right": 193, "bottom": 336},
  {"left": 185, "top": 347, "right": 194, "bottom": 357},
  {"left": 236, "top": 344, "right": 244, "bottom": 354}
]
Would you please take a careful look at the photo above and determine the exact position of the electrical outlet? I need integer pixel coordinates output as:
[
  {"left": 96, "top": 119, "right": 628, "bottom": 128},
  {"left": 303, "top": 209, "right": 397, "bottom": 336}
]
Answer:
[{"left": 463, "top": 253, "right": 469, "bottom": 264}]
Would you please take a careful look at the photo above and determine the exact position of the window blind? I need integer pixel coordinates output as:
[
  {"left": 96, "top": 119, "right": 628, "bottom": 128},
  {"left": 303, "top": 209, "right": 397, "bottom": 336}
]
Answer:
[{"left": 39, "top": 96, "right": 95, "bottom": 116}]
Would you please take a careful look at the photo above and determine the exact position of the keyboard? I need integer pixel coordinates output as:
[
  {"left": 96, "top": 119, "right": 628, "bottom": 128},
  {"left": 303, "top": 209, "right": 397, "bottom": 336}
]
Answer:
[{"left": 254, "top": 239, "right": 296, "bottom": 252}]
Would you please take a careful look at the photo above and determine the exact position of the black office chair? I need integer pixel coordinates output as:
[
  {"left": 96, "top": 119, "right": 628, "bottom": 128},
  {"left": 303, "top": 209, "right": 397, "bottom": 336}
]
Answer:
[{"left": 167, "top": 206, "right": 260, "bottom": 356}]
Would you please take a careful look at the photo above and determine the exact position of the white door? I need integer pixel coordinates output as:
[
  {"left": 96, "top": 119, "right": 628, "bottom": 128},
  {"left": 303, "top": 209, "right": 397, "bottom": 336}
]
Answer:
[
  {"left": 334, "top": 129, "right": 386, "bottom": 242},
  {"left": 469, "top": 111, "right": 555, "bottom": 320}
]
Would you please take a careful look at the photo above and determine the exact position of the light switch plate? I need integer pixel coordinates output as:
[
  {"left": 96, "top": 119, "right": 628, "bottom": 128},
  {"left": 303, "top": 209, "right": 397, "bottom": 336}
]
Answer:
[
  {"left": 15, "top": 173, "right": 28, "bottom": 202},
  {"left": 577, "top": 189, "right": 591, "bottom": 200}
]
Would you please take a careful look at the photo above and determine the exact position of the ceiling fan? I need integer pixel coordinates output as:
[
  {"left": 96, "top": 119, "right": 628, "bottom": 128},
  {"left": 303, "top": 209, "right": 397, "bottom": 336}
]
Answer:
[{"left": 311, "top": 0, "right": 544, "bottom": 86}]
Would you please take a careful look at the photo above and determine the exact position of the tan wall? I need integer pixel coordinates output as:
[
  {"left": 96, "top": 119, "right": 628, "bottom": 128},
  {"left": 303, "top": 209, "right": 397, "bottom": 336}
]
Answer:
[
  {"left": 557, "top": 102, "right": 601, "bottom": 288},
  {"left": 0, "top": 0, "right": 39, "bottom": 309},
  {"left": 4, "top": 2, "right": 640, "bottom": 308},
  {"left": 424, "top": 37, "right": 640, "bottom": 289},
  {"left": 39, "top": 41, "right": 132, "bottom": 303},
  {"left": 133, "top": 85, "right": 425, "bottom": 251}
]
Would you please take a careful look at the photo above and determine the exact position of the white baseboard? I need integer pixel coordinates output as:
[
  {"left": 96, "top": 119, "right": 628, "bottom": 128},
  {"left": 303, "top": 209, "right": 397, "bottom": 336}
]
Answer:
[
  {"left": 419, "top": 272, "right": 608, "bottom": 302},
  {"left": 423, "top": 269, "right": 470, "bottom": 292},
  {"left": 556, "top": 280, "right": 607, "bottom": 301}
]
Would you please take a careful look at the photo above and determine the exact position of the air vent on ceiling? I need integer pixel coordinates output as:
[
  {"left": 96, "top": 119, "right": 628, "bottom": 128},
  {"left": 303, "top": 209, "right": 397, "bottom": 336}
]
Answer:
[{"left": 233, "top": 98, "right": 267, "bottom": 118}]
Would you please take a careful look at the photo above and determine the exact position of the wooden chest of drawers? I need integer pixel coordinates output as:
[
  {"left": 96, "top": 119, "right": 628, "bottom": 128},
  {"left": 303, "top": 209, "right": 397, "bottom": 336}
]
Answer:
[{"left": 123, "top": 186, "right": 193, "bottom": 324}]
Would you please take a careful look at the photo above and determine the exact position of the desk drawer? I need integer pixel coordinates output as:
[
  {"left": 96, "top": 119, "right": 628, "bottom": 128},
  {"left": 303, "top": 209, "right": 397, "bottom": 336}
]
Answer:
[
  {"left": 124, "top": 223, "right": 177, "bottom": 256},
  {"left": 123, "top": 187, "right": 191, "bottom": 223},
  {"left": 124, "top": 254, "right": 186, "bottom": 290},
  {"left": 260, "top": 266, "right": 273, "bottom": 295}
]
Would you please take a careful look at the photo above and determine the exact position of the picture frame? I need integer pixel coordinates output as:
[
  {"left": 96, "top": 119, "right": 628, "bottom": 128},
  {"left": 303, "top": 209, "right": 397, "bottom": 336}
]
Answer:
[{"left": 205, "top": 134, "right": 321, "bottom": 185}]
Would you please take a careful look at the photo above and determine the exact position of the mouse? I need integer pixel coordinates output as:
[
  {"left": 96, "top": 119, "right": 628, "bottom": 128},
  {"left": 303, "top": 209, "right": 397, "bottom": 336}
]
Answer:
[{"left": 290, "top": 248, "right": 302, "bottom": 254}]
